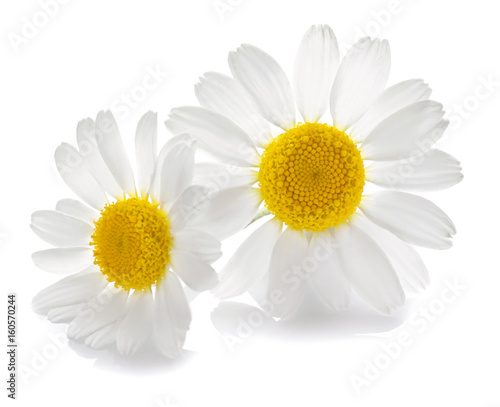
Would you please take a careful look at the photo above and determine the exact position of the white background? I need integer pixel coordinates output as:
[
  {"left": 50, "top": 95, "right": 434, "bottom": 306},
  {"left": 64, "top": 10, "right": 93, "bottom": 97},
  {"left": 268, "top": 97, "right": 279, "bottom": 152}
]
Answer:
[{"left": 1, "top": 0, "right": 499, "bottom": 406}]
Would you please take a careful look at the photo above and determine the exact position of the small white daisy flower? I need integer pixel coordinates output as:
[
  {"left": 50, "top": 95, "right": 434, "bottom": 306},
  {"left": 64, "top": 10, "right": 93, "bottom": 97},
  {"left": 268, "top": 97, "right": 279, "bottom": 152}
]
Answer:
[
  {"left": 165, "top": 25, "right": 463, "bottom": 316},
  {"left": 32, "top": 111, "right": 221, "bottom": 357}
]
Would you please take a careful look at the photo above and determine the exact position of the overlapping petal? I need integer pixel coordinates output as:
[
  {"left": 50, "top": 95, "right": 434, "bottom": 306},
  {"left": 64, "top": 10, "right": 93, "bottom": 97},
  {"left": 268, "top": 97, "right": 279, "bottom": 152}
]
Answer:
[
  {"left": 229, "top": 44, "right": 296, "bottom": 130},
  {"left": 330, "top": 38, "right": 391, "bottom": 130}
]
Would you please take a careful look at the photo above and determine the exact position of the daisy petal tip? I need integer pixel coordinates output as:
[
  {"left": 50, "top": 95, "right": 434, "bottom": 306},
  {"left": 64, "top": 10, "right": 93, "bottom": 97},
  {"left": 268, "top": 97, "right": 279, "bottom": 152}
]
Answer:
[
  {"left": 29, "top": 224, "right": 43, "bottom": 242},
  {"left": 156, "top": 344, "right": 181, "bottom": 359},
  {"left": 355, "top": 36, "right": 379, "bottom": 50},
  {"left": 238, "top": 43, "right": 254, "bottom": 52},
  {"left": 31, "top": 251, "right": 40, "bottom": 265},
  {"left": 210, "top": 287, "right": 228, "bottom": 301},
  {"left": 117, "top": 342, "right": 137, "bottom": 356},
  {"left": 54, "top": 142, "right": 68, "bottom": 155},
  {"left": 227, "top": 49, "right": 237, "bottom": 63},
  {"left": 102, "top": 109, "right": 114, "bottom": 118},
  {"left": 66, "top": 323, "right": 82, "bottom": 341},
  {"left": 377, "top": 295, "right": 405, "bottom": 315},
  {"left": 31, "top": 296, "right": 45, "bottom": 314},
  {"left": 378, "top": 305, "right": 399, "bottom": 315},
  {"left": 77, "top": 117, "right": 94, "bottom": 130},
  {"left": 84, "top": 336, "right": 100, "bottom": 350},
  {"left": 324, "top": 300, "right": 350, "bottom": 313},
  {"left": 194, "top": 81, "right": 202, "bottom": 94},
  {"left": 319, "top": 23, "right": 334, "bottom": 31},
  {"left": 204, "top": 277, "right": 220, "bottom": 292},
  {"left": 306, "top": 23, "right": 333, "bottom": 37},
  {"left": 331, "top": 296, "right": 351, "bottom": 312},
  {"left": 274, "top": 305, "right": 298, "bottom": 320},
  {"left": 210, "top": 277, "right": 240, "bottom": 300},
  {"left": 96, "top": 110, "right": 115, "bottom": 125},
  {"left": 435, "top": 235, "right": 454, "bottom": 250}
]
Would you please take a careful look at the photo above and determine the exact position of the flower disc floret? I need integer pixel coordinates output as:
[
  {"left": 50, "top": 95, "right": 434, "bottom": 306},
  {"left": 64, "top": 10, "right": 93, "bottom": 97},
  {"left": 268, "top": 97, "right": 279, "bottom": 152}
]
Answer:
[
  {"left": 90, "top": 197, "right": 172, "bottom": 290},
  {"left": 258, "top": 122, "right": 365, "bottom": 231}
]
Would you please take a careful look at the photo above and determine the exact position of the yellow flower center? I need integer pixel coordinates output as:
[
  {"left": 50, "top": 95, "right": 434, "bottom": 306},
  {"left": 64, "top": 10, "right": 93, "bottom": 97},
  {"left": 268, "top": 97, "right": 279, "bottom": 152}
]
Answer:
[
  {"left": 90, "top": 197, "right": 172, "bottom": 290},
  {"left": 258, "top": 122, "right": 365, "bottom": 232}
]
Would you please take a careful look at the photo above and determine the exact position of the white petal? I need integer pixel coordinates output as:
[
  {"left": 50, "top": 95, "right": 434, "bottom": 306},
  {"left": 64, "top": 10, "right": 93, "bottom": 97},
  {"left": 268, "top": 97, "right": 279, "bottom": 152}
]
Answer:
[
  {"left": 160, "top": 272, "right": 191, "bottom": 334},
  {"left": 32, "top": 247, "right": 94, "bottom": 274},
  {"left": 76, "top": 118, "right": 124, "bottom": 199},
  {"left": 153, "top": 272, "right": 191, "bottom": 358},
  {"left": 213, "top": 218, "right": 282, "bottom": 299},
  {"left": 149, "top": 134, "right": 194, "bottom": 201},
  {"left": 189, "top": 186, "right": 263, "bottom": 240},
  {"left": 159, "top": 137, "right": 196, "bottom": 208},
  {"left": 360, "top": 191, "right": 456, "bottom": 249},
  {"left": 173, "top": 229, "right": 221, "bottom": 264},
  {"left": 266, "top": 227, "right": 309, "bottom": 319},
  {"left": 135, "top": 111, "right": 158, "bottom": 196},
  {"left": 165, "top": 106, "right": 259, "bottom": 167},
  {"left": 351, "top": 79, "right": 432, "bottom": 142},
  {"left": 367, "top": 149, "right": 463, "bottom": 191},
  {"left": 330, "top": 38, "right": 391, "bottom": 130},
  {"left": 95, "top": 110, "right": 136, "bottom": 195},
  {"left": 195, "top": 72, "right": 273, "bottom": 148},
  {"left": 229, "top": 44, "right": 296, "bottom": 130},
  {"left": 31, "top": 210, "right": 94, "bottom": 247},
  {"left": 354, "top": 215, "right": 429, "bottom": 294},
  {"left": 32, "top": 268, "right": 108, "bottom": 313},
  {"left": 85, "top": 323, "right": 118, "bottom": 349},
  {"left": 152, "top": 298, "right": 177, "bottom": 357},
  {"left": 308, "top": 232, "right": 350, "bottom": 310},
  {"left": 55, "top": 143, "right": 108, "bottom": 209},
  {"left": 67, "top": 288, "right": 128, "bottom": 340},
  {"left": 47, "top": 303, "right": 82, "bottom": 323},
  {"left": 362, "top": 100, "right": 447, "bottom": 160},
  {"left": 116, "top": 290, "right": 154, "bottom": 355},
  {"left": 334, "top": 223, "right": 405, "bottom": 314},
  {"left": 193, "top": 162, "right": 257, "bottom": 193},
  {"left": 170, "top": 251, "right": 218, "bottom": 292},
  {"left": 167, "top": 185, "right": 211, "bottom": 231},
  {"left": 56, "top": 199, "right": 98, "bottom": 223},
  {"left": 294, "top": 24, "right": 340, "bottom": 122}
]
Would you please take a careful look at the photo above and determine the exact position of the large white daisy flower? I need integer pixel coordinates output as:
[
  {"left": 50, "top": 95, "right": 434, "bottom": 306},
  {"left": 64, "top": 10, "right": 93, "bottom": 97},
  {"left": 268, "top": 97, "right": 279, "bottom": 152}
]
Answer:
[
  {"left": 165, "top": 25, "right": 463, "bottom": 316},
  {"left": 31, "top": 111, "right": 221, "bottom": 357}
]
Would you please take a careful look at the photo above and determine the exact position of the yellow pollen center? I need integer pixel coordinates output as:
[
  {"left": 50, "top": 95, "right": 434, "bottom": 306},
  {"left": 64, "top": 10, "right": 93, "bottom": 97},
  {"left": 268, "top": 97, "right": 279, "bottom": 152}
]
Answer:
[
  {"left": 258, "top": 122, "right": 365, "bottom": 232},
  {"left": 90, "top": 197, "right": 172, "bottom": 290}
]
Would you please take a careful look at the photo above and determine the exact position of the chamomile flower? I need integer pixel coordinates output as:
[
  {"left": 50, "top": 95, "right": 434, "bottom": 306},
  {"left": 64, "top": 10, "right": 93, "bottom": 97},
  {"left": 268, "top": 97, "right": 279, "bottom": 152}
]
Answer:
[
  {"left": 31, "top": 111, "right": 221, "bottom": 356},
  {"left": 165, "top": 25, "right": 463, "bottom": 316}
]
